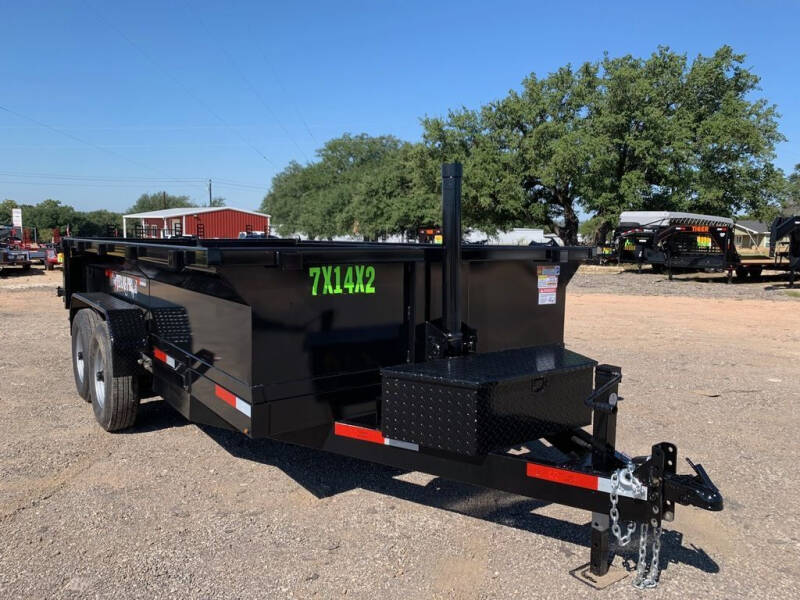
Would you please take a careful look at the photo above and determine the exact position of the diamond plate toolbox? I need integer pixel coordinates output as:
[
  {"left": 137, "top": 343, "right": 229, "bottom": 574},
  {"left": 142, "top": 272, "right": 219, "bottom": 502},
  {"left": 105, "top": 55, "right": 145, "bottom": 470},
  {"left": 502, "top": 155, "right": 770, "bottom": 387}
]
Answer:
[{"left": 381, "top": 345, "right": 596, "bottom": 456}]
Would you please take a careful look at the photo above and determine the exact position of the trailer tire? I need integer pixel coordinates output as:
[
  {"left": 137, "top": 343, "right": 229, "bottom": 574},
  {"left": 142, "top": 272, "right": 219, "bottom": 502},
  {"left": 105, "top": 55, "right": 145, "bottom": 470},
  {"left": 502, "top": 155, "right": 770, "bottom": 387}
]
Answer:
[
  {"left": 71, "top": 309, "right": 101, "bottom": 402},
  {"left": 89, "top": 320, "right": 139, "bottom": 431}
]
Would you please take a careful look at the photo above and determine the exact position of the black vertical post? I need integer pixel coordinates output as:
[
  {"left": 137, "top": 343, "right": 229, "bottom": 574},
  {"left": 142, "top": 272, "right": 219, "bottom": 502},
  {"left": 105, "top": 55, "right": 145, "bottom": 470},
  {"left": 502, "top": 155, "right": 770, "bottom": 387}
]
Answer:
[
  {"left": 590, "top": 364, "right": 620, "bottom": 576},
  {"left": 441, "top": 163, "right": 463, "bottom": 351}
]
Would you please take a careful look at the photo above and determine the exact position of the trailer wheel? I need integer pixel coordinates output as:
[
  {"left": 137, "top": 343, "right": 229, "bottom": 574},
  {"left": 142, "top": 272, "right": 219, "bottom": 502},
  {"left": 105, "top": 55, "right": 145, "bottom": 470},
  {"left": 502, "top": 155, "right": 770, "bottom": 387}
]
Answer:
[
  {"left": 735, "top": 267, "right": 748, "bottom": 280},
  {"left": 89, "top": 321, "right": 140, "bottom": 431},
  {"left": 71, "top": 309, "right": 101, "bottom": 402}
]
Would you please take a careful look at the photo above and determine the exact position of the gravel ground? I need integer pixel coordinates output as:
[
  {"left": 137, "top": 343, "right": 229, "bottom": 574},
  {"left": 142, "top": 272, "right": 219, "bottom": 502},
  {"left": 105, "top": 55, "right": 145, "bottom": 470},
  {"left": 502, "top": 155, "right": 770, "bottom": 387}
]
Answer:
[
  {"left": 1, "top": 266, "right": 799, "bottom": 599},
  {"left": 572, "top": 264, "right": 800, "bottom": 301}
]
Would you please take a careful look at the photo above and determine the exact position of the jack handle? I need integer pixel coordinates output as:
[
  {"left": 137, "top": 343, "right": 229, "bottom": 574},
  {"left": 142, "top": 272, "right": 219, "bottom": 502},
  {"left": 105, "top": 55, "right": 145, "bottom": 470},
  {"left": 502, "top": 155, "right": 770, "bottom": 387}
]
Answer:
[{"left": 584, "top": 366, "right": 622, "bottom": 414}]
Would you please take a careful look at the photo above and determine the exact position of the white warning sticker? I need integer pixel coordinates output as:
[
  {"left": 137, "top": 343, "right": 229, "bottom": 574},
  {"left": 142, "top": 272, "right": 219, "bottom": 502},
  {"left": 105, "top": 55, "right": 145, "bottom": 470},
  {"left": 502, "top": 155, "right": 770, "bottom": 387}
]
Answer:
[
  {"left": 537, "top": 266, "right": 559, "bottom": 304},
  {"left": 538, "top": 288, "right": 557, "bottom": 305}
]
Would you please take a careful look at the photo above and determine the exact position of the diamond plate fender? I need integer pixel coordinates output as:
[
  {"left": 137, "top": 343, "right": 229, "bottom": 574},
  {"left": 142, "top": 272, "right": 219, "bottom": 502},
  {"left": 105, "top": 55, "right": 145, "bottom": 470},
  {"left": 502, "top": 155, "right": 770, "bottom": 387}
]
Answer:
[{"left": 69, "top": 292, "right": 148, "bottom": 352}]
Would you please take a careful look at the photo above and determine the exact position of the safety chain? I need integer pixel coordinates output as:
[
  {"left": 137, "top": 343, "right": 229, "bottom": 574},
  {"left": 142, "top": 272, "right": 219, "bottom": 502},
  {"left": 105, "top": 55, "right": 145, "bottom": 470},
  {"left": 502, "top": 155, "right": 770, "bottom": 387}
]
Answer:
[
  {"left": 608, "top": 464, "right": 663, "bottom": 588},
  {"left": 632, "top": 523, "right": 663, "bottom": 589},
  {"left": 609, "top": 464, "right": 638, "bottom": 546}
]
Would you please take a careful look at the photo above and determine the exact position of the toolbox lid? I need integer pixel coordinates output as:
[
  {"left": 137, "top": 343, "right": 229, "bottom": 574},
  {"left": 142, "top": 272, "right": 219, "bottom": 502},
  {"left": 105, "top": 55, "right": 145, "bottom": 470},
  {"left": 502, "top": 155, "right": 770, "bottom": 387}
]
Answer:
[{"left": 382, "top": 345, "right": 596, "bottom": 388}]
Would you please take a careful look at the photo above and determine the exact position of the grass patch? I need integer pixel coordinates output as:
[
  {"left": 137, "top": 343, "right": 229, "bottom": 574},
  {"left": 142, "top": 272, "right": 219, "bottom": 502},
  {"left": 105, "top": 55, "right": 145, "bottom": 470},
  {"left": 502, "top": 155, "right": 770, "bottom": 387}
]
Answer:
[{"left": 784, "top": 290, "right": 800, "bottom": 298}]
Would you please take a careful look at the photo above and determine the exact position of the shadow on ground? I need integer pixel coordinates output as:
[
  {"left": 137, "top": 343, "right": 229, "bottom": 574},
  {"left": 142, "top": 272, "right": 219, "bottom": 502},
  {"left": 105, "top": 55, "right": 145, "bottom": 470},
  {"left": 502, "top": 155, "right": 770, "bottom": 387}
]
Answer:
[
  {"left": 118, "top": 398, "right": 720, "bottom": 577},
  {"left": 0, "top": 267, "right": 45, "bottom": 278}
]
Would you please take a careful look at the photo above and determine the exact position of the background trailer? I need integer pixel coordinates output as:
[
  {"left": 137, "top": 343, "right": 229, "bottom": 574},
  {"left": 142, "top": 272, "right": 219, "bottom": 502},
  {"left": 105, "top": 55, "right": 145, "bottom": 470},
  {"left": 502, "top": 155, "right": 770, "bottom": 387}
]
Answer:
[{"left": 60, "top": 165, "right": 723, "bottom": 589}]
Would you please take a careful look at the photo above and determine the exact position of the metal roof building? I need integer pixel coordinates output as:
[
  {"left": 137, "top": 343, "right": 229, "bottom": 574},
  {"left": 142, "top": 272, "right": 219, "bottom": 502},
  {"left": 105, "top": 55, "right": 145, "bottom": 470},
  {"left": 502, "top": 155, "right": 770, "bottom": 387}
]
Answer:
[{"left": 123, "top": 206, "right": 270, "bottom": 239}]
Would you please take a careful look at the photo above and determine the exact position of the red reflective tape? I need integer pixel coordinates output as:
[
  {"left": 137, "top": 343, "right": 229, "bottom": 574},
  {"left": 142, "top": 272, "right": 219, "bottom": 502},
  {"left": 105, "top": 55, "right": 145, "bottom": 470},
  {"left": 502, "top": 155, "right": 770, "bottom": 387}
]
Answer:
[
  {"left": 153, "top": 348, "right": 167, "bottom": 363},
  {"left": 334, "top": 422, "right": 385, "bottom": 445},
  {"left": 215, "top": 385, "right": 237, "bottom": 408},
  {"left": 525, "top": 463, "right": 599, "bottom": 491}
]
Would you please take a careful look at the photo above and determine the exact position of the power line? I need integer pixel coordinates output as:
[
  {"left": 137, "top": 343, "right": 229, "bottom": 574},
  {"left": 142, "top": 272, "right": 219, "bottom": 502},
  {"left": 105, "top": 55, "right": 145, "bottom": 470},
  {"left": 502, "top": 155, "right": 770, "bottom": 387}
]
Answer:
[
  {"left": 213, "top": 180, "right": 269, "bottom": 191},
  {"left": 256, "top": 43, "right": 318, "bottom": 147},
  {"left": 0, "top": 170, "right": 204, "bottom": 183},
  {"left": 187, "top": 3, "right": 311, "bottom": 163},
  {"left": 0, "top": 104, "right": 185, "bottom": 181},
  {"left": 0, "top": 170, "right": 268, "bottom": 190},
  {"left": 83, "top": 0, "right": 274, "bottom": 166},
  {"left": 0, "top": 179, "right": 200, "bottom": 189}
]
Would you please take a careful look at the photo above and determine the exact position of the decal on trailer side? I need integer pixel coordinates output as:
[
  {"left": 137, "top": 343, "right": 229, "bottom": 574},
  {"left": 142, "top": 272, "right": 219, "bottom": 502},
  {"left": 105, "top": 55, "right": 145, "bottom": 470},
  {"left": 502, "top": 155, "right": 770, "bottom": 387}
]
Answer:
[
  {"left": 106, "top": 270, "right": 147, "bottom": 298},
  {"left": 308, "top": 265, "right": 376, "bottom": 296}
]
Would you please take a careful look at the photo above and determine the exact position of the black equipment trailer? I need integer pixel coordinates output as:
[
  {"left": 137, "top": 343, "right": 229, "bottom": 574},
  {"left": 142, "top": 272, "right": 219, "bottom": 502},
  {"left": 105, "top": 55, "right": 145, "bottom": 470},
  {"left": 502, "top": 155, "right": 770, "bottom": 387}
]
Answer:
[
  {"left": 614, "top": 224, "right": 664, "bottom": 271},
  {"left": 655, "top": 223, "right": 739, "bottom": 281},
  {"left": 769, "top": 215, "right": 800, "bottom": 286},
  {"left": 615, "top": 212, "right": 737, "bottom": 278},
  {"left": 59, "top": 165, "right": 722, "bottom": 589}
]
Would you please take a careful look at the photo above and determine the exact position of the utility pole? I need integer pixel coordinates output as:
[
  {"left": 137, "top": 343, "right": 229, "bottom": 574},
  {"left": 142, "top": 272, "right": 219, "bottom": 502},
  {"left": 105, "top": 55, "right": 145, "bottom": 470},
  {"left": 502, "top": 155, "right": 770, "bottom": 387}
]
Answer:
[
  {"left": 162, "top": 191, "right": 167, "bottom": 209},
  {"left": 208, "top": 179, "right": 212, "bottom": 206}
]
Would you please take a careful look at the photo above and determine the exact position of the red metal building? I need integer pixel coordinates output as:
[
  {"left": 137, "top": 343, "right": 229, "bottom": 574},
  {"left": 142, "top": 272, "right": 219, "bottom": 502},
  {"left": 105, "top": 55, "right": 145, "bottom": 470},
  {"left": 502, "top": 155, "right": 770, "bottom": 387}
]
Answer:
[{"left": 123, "top": 207, "right": 270, "bottom": 239}]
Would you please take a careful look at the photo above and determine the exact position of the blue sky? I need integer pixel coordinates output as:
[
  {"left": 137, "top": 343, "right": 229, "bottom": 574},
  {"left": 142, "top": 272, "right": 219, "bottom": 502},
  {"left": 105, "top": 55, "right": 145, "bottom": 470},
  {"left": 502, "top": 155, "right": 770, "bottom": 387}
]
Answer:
[{"left": 1, "top": 0, "right": 798, "bottom": 213}]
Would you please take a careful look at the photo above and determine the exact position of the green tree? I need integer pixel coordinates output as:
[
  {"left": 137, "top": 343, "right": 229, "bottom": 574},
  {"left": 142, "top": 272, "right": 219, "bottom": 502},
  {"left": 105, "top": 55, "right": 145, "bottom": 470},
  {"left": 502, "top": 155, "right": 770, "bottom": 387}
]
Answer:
[
  {"left": 209, "top": 196, "right": 226, "bottom": 207},
  {"left": 127, "top": 192, "right": 195, "bottom": 213},
  {"left": 785, "top": 164, "right": 800, "bottom": 214},
  {"left": 17, "top": 199, "right": 77, "bottom": 239},
  {"left": 261, "top": 46, "right": 784, "bottom": 243},
  {"left": 73, "top": 210, "right": 123, "bottom": 236},
  {"left": 0, "top": 199, "right": 19, "bottom": 225},
  {"left": 422, "top": 46, "right": 784, "bottom": 243},
  {"left": 422, "top": 62, "right": 605, "bottom": 243},
  {"left": 262, "top": 134, "right": 416, "bottom": 239}
]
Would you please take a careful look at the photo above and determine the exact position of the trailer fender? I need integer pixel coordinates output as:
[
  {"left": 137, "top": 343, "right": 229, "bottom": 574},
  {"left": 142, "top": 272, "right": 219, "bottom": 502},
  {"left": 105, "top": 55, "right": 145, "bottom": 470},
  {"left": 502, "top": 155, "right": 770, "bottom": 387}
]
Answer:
[{"left": 69, "top": 292, "right": 148, "bottom": 353}]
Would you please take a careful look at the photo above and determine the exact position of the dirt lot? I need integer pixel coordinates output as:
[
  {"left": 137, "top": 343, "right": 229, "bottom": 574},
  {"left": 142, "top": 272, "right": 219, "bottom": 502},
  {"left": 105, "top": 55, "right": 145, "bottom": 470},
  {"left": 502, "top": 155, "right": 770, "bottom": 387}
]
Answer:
[{"left": 1, "top": 267, "right": 799, "bottom": 599}]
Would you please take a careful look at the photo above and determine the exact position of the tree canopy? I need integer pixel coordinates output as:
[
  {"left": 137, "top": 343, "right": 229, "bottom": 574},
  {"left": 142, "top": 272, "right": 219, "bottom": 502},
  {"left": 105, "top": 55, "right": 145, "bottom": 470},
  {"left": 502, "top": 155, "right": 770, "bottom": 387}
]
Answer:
[
  {"left": 786, "top": 164, "right": 800, "bottom": 214},
  {"left": 262, "top": 46, "right": 786, "bottom": 244},
  {"left": 127, "top": 192, "right": 195, "bottom": 214},
  {"left": 0, "top": 198, "right": 122, "bottom": 240},
  {"left": 262, "top": 134, "right": 435, "bottom": 240}
]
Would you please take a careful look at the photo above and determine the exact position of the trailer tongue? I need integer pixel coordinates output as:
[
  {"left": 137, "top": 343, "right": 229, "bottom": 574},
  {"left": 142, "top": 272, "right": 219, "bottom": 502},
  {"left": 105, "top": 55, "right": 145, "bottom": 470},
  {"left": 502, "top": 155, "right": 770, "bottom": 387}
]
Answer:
[{"left": 60, "top": 164, "right": 722, "bottom": 589}]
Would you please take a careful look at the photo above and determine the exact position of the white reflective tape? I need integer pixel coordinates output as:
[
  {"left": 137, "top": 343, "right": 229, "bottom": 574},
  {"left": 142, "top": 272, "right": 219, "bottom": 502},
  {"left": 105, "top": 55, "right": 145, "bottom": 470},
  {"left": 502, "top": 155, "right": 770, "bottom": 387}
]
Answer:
[
  {"left": 596, "top": 477, "right": 648, "bottom": 500},
  {"left": 165, "top": 355, "right": 176, "bottom": 368},
  {"left": 384, "top": 438, "right": 419, "bottom": 452},
  {"left": 235, "top": 398, "right": 251, "bottom": 418}
]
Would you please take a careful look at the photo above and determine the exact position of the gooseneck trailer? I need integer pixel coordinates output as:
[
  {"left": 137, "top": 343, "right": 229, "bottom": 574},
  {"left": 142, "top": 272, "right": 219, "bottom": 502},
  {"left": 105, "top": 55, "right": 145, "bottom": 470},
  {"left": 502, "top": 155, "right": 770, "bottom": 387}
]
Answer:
[
  {"left": 769, "top": 215, "right": 800, "bottom": 286},
  {"left": 615, "top": 211, "right": 738, "bottom": 279},
  {"left": 60, "top": 165, "right": 722, "bottom": 589},
  {"left": 615, "top": 211, "right": 800, "bottom": 283}
]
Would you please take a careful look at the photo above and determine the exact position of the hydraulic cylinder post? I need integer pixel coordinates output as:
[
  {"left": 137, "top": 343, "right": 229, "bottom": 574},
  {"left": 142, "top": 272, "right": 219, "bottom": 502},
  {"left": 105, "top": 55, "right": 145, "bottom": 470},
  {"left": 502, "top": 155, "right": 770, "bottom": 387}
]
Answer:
[{"left": 441, "top": 163, "right": 463, "bottom": 353}]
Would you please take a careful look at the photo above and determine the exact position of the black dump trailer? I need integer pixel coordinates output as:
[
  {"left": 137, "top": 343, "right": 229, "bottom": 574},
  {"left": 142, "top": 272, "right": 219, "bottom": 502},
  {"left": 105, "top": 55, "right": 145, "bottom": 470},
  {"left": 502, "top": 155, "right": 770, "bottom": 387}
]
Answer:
[{"left": 60, "top": 165, "right": 722, "bottom": 589}]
